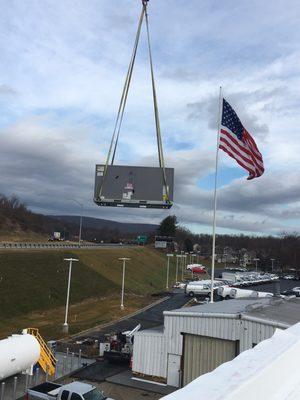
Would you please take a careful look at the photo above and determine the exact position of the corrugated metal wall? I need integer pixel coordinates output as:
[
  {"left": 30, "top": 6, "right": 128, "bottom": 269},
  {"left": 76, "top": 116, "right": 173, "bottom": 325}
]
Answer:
[
  {"left": 238, "top": 320, "right": 277, "bottom": 351},
  {"left": 132, "top": 314, "right": 283, "bottom": 385},
  {"left": 183, "top": 334, "right": 238, "bottom": 386},
  {"left": 165, "top": 315, "right": 239, "bottom": 356},
  {"left": 132, "top": 331, "right": 167, "bottom": 378}
]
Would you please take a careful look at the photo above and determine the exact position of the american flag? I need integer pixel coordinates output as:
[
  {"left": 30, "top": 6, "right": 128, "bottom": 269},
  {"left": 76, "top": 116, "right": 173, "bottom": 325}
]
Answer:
[{"left": 219, "top": 99, "right": 264, "bottom": 180}]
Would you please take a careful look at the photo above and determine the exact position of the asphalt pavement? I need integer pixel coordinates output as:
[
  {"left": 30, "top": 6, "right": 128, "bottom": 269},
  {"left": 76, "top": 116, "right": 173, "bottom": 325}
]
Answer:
[{"left": 77, "top": 290, "right": 188, "bottom": 340}]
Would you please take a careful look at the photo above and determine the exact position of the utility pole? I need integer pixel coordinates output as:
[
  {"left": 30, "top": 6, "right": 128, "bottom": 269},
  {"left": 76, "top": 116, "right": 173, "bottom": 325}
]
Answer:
[{"left": 69, "top": 199, "right": 84, "bottom": 247}]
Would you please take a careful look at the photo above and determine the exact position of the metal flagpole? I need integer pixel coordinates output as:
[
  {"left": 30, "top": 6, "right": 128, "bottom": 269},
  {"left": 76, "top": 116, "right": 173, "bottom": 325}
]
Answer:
[{"left": 210, "top": 86, "right": 223, "bottom": 303}]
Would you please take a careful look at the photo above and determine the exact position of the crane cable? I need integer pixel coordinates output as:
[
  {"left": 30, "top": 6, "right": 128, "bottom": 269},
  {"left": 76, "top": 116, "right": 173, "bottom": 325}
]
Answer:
[
  {"left": 99, "top": 0, "right": 169, "bottom": 201},
  {"left": 143, "top": 2, "right": 169, "bottom": 200}
]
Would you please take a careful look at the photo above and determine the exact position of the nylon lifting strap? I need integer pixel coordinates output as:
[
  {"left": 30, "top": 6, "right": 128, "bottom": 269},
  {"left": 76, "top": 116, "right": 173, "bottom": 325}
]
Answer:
[{"left": 99, "top": 0, "right": 169, "bottom": 200}]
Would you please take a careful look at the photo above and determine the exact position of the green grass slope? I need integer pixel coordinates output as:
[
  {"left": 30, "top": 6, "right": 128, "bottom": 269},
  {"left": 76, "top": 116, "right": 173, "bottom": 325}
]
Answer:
[{"left": 0, "top": 247, "right": 172, "bottom": 322}]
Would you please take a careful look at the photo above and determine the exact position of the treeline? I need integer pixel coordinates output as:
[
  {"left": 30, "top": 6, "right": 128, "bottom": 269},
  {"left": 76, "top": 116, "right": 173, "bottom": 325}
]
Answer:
[
  {"left": 159, "top": 216, "right": 300, "bottom": 270},
  {"left": 0, "top": 194, "right": 123, "bottom": 242}
]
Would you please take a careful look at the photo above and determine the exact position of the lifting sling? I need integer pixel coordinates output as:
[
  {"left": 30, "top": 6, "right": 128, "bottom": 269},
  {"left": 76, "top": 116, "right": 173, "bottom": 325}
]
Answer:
[{"left": 98, "top": 0, "right": 169, "bottom": 201}]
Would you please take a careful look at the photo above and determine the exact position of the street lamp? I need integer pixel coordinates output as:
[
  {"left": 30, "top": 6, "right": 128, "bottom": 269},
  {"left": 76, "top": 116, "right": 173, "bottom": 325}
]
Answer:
[
  {"left": 69, "top": 199, "right": 84, "bottom": 246},
  {"left": 253, "top": 258, "right": 260, "bottom": 272},
  {"left": 62, "top": 258, "right": 79, "bottom": 334},
  {"left": 271, "top": 258, "right": 275, "bottom": 273},
  {"left": 176, "top": 255, "right": 181, "bottom": 283},
  {"left": 224, "top": 253, "right": 227, "bottom": 269},
  {"left": 180, "top": 251, "right": 184, "bottom": 281},
  {"left": 119, "top": 258, "right": 130, "bottom": 310},
  {"left": 166, "top": 254, "right": 174, "bottom": 290}
]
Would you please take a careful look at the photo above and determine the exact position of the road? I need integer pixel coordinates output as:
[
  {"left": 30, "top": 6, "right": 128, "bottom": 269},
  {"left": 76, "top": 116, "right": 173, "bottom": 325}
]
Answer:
[{"left": 0, "top": 242, "right": 133, "bottom": 250}]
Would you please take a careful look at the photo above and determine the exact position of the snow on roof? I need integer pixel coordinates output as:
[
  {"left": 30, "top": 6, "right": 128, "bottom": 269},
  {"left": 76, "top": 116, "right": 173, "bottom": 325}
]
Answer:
[{"left": 161, "top": 322, "right": 300, "bottom": 400}]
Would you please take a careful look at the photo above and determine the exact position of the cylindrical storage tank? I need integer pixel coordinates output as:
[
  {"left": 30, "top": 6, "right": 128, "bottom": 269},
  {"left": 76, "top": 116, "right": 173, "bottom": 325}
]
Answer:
[
  {"left": 230, "top": 288, "right": 257, "bottom": 299},
  {"left": 0, "top": 334, "right": 40, "bottom": 380}
]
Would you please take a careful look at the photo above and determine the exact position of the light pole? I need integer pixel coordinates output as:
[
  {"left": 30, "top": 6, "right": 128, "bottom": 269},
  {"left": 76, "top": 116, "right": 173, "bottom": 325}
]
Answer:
[
  {"left": 181, "top": 251, "right": 184, "bottom": 281},
  {"left": 166, "top": 254, "right": 174, "bottom": 290},
  {"left": 119, "top": 258, "right": 130, "bottom": 310},
  {"left": 224, "top": 253, "right": 227, "bottom": 269},
  {"left": 62, "top": 258, "right": 79, "bottom": 334},
  {"left": 271, "top": 258, "right": 275, "bottom": 273},
  {"left": 253, "top": 258, "right": 260, "bottom": 272},
  {"left": 176, "top": 255, "right": 181, "bottom": 283},
  {"left": 69, "top": 199, "right": 83, "bottom": 246}
]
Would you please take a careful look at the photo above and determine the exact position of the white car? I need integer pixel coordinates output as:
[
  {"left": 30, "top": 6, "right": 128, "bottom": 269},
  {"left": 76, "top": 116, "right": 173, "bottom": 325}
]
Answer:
[{"left": 292, "top": 287, "right": 300, "bottom": 296}]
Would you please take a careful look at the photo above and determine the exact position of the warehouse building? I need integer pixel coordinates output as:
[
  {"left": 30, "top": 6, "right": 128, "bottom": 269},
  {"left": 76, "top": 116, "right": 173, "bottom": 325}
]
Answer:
[{"left": 132, "top": 297, "right": 300, "bottom": 388}]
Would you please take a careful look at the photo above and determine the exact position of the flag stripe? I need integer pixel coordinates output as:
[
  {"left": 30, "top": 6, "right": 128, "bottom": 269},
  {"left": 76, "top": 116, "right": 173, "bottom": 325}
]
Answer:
[
  {"left": 219, "top": 141, "right": 257, "bottom": 174},
  {"left": 220, "top": 129, "right": 264, "bottom": 174},
  {"left": 221, "top": 127, "right": 263, "bottom": 165},
  {"left": 219, "top": 136, "right": 255, "bottom": 169},
  {"left": 219, "top": 144, "right": 256, "bottom": 176},
  {"left": 219, "top": 99, "right": 264, "bottom": 180}
]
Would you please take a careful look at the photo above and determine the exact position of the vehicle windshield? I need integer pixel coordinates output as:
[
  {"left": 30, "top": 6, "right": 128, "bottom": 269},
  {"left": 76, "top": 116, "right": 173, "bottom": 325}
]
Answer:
[{"left": 83, "top": 389, "right": 106, "bottom": 400}]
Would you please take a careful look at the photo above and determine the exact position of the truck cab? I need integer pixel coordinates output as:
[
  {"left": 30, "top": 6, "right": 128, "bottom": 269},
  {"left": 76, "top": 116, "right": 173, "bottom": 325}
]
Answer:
[{"left": 27, "top": 382, "right": 113, "bottom": 400}]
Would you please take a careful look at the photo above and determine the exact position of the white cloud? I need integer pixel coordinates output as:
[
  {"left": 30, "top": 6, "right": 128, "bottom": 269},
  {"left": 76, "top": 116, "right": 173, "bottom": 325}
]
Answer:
[{"left": 0, "top": 0, "right": 300, "bottom": 235}]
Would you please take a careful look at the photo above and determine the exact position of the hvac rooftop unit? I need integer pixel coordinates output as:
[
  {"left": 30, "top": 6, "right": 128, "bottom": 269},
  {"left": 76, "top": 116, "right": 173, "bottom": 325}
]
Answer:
[{"left": 94, "top": 165, "right": 174, "bottom": 209}]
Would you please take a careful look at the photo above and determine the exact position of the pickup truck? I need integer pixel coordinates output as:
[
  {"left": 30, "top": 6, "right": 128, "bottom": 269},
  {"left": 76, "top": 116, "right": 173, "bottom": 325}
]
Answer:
[{"left": 27, "top": 381, "right": 114, "bottom": 400}]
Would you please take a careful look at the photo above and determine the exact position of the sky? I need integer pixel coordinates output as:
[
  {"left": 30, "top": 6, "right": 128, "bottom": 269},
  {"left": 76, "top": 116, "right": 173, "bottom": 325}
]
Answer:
[{"left": 0, "top": 0, "right": 300, "bottom": 236}]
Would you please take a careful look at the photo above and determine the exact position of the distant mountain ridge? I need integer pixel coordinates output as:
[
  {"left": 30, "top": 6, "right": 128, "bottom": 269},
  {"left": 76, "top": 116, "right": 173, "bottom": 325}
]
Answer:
[{"left": 51, "top": 215, "right": 158, "bottom": 234}]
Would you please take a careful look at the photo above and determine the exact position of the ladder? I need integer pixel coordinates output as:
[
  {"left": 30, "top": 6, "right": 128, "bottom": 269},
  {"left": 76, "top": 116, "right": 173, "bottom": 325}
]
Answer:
[{"left": 26, "top": 328, "right": 57, "bottom": 376}]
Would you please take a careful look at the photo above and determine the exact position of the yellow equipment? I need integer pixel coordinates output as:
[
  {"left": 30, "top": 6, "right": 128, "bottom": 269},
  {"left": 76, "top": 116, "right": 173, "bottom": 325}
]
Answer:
[{"left": 26, "top": 328, "right": 57, "bottom": 376}]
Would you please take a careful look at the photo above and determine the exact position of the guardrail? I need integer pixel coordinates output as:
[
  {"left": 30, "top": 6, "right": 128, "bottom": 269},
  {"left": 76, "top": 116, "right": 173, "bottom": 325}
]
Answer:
[{"left": 0, "top": 242, "right": 129, "bottom": 250}]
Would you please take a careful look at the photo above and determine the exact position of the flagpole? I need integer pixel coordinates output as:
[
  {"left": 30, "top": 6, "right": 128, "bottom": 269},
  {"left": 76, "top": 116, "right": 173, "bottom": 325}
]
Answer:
[{"left": 210, "top": 86, "right": 223, "bottom": 303}]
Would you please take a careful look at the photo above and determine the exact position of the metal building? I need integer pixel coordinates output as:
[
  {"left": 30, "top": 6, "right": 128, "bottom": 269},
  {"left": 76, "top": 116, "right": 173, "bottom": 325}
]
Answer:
[{"left": 132, "top": 297, "right": 300, "bottom": 388}]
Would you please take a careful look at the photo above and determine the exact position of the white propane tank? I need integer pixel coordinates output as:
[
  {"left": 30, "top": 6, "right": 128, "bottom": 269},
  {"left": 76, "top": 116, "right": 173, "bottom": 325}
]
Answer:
[{"left": 0, "top": 334, "right": 40, "bottom": 380}]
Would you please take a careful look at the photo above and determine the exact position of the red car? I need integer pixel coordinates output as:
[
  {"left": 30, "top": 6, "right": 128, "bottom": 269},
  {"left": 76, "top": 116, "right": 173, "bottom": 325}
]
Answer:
[{"left": 187, "top": 264, "right": 206, "bottom": 274}]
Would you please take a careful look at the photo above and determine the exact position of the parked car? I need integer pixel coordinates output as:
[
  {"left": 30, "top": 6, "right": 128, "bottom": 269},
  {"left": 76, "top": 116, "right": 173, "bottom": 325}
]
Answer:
[
  {"left": 185, "top": 280, "right": 222, "bottom": 297},
  {"left": 283, "top": 275, "right": 295, "bottom": 280},
  {"left": 292, "top": 287, "right": 300, "bottom": 297},
  {"left": 190, "top": 266, "right": 206, "bottom": 274},
  {"left": 186, "top": 264, "right": 206, "bottom": 272}
]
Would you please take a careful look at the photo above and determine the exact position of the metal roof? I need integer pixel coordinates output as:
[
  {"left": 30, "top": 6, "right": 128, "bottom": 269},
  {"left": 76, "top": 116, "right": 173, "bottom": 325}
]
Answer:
[
  {"left": 135, "top": 325, "right": 164, "bottom": 334},
  {"left": 245, "top": 297, "right": 300, "bottom": 325},
  {"left": 164, "top": 298, "right": 300, "bottom": 327},
  {"left": 164, "top": 298, "right": 270, "bottom": 316}
]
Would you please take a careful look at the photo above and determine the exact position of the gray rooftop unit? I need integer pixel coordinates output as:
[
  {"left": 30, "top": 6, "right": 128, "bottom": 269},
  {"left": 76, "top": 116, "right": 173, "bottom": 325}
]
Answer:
[{"left": 94, "top": 164, "right": 174, "bottom": 209}]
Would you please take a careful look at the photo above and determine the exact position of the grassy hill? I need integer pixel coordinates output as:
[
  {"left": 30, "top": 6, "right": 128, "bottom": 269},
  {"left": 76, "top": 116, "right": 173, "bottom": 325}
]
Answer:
[{"left": 0, "top": 247, "right": 176, "bottom": 339}]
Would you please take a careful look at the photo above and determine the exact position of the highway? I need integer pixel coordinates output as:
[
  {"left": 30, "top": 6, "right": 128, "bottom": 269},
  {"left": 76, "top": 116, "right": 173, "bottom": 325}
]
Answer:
[{"left": 0, "top": 242, "right": 132, "bottom": 250}]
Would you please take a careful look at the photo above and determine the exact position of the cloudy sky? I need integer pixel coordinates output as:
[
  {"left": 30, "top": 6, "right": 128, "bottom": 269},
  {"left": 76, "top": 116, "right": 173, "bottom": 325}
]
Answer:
[{"left": 1, "top": 0, "right": 300, "bottom": 236}]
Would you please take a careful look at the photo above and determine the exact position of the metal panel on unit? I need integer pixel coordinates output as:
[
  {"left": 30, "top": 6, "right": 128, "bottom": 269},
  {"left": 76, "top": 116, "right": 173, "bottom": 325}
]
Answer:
[{"left": 94, "top": 165, "right": 174, "bottom": 209}]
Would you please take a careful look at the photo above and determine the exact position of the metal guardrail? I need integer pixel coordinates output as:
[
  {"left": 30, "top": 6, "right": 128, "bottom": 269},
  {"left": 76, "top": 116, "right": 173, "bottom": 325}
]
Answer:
[{"left": 0, "top": 242, "right": 130, "bottom": 250}]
